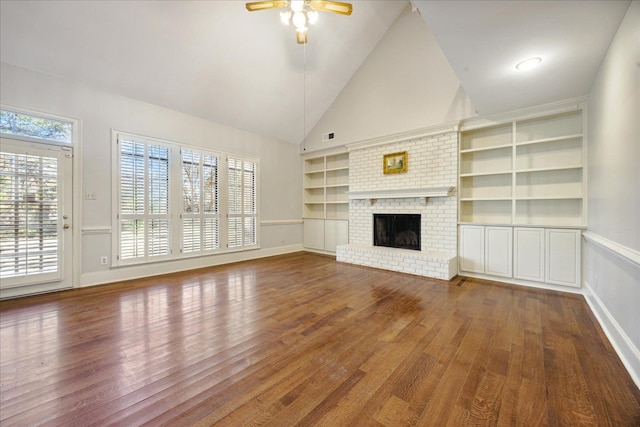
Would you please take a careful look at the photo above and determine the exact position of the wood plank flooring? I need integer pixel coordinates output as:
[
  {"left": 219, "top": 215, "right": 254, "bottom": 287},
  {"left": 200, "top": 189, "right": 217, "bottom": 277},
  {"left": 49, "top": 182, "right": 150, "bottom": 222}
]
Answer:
[{"left": 1, "top": 252, "right": 639, "bottom": 426}]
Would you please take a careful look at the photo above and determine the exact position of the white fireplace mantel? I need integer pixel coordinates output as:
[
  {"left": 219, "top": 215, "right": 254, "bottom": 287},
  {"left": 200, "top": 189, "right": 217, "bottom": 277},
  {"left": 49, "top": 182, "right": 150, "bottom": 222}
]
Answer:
[{"left": 347, "top": 186, "right": 454, "bottom": 205}]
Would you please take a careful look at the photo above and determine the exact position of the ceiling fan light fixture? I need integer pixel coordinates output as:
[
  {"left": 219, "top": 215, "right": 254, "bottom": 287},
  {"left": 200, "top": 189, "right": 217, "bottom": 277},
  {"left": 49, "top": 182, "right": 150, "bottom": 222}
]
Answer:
[
  {"left": 280, "top": 10, "right": 292, "bottom": 25},
  {"left": 291, "top": 0, "right": 304, "bottom": 12},
  {"left": 516, "top": 57, "right": 542, "bottom": 71},
  {"left": 296, "top": 27, "right": 308, "bottom": 44},
  {"left": 307, "top": 10, "right": 319, "bottom": 25},
  {"left": 246, "top": 0, "right": 352, "bottom": 44},
  {"left": 292, "top": 10, "right": 306, "bottom": 29}
]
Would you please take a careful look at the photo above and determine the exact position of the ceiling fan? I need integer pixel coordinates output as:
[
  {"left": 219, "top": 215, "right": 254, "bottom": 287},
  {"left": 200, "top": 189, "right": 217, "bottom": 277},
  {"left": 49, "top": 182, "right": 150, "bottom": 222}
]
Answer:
[{"left": 246, "top": 0, "right": 353, "bottom": 44}]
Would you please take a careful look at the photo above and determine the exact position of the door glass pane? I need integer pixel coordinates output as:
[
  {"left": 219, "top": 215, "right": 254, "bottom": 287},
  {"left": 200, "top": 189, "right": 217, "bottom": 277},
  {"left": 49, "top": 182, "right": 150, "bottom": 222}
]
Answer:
[{"left": 0, "top": 151, "right": 60, "bottom": 280}]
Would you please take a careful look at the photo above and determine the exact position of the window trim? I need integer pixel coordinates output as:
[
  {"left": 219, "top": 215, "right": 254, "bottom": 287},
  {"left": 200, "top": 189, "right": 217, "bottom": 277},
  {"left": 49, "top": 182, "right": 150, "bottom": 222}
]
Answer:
[{"left": 111, "top": 130, "right": 260, "bottom": 267}]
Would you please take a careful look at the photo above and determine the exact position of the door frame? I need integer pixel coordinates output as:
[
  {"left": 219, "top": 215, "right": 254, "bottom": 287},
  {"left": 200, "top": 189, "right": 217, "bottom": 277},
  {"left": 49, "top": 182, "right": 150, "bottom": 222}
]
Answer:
[{"left": 0, "top": 105, "right": 81, "bottom": 298}]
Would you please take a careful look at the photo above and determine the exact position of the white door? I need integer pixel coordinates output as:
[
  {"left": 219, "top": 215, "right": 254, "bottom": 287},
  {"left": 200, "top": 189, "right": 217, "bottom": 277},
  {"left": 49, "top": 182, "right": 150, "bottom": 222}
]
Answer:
[
  {"left": 0, "top": 139, "right": 73, "bottom": 298},
  {"left": 513, "top": 227, "right": 545, "bottom": 282},
  {"left": 303, "top": 219, "right": 325, "bottom": 250},
  {"left": 325, "top": 220, "right": 348, "bottom": 252},
  {"left": 546, "top": 229, "right": 581, "bottom": 288},
  {"left": 485, "top": 226, "right": 513, "bottom": 278},
  {"left": 459, "top": 225, "right": 485, "bottom": 273}
]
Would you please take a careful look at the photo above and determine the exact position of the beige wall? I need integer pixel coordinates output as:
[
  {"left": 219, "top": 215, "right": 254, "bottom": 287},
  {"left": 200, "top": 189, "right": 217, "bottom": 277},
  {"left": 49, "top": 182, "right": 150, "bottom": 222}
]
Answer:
[
  {"left": 1, "top": 62, "right": 303, "bottom": 287},
  {"left": 302, "top": 6, "right": 476, "bottom": 153},
  {"left": 584, "top": 0, "right": 640, "bottom": 385}
]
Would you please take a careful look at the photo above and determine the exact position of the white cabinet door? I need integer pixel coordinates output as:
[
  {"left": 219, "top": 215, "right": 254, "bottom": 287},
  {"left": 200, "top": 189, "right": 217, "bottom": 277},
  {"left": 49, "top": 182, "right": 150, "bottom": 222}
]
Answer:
[
  {"left": 459, "top": 225, "right": 485, "bottom": 273},
  {"left": 514, "top": 227, "right": 545, "bottom": 282},
  {"left": 485, "top": 226, "right": 513, "bottom": 278},
  {"left": 546, "top": 229, "right": 581, "bottom": 287},
  {"left": 325, "top": 220, "right": 348, "bottom": 252},
  {"left": 303, "top": 219, "right": 325, "bottom": 250}
]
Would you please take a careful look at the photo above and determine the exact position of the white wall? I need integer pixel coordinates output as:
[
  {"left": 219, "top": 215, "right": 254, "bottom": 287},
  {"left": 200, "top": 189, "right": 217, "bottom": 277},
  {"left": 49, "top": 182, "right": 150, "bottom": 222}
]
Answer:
[
  {"left": 0, "top": 62, "right": 303, "bottom": 287},
  {"left": 584, "top": 1, "right": 640, "bottom": 385},
  {"left": 302, "top": 5, "right": 476, "bottom": 153}
]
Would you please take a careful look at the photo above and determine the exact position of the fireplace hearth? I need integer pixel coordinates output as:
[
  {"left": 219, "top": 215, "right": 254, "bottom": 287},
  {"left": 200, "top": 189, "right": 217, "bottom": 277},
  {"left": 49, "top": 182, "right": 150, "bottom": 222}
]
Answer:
[{"left": 373, "top": 214, "right": 421, "bottom": 251}]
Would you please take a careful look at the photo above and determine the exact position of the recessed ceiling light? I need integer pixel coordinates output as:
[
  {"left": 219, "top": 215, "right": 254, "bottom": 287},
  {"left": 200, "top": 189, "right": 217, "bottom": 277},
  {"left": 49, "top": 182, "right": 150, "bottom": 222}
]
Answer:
[
  {"left": 515, "top": 57, "right": 542, "bottom": 71},
  {"left": 516, "top": 56, "right": 542, "bottom": 71}
]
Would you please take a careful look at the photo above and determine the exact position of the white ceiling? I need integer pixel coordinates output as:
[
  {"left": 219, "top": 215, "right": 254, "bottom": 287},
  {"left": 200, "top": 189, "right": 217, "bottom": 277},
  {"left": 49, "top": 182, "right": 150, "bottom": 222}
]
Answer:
[
  {"left": 413, "top": 0, "right": 631, "bottom": 116},
  {"left": 0, "top": 1, "right": 631, "bottom": 144}
]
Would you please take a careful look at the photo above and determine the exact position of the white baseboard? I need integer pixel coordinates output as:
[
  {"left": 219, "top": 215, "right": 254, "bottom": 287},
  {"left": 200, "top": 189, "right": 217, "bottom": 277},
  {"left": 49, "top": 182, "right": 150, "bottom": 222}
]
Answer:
[
  {"left": 79, "top": 244, "right": 304, "bottom": 288},
  {"left": 458, "top": 271, "right": 584, "bottom": 295},
  {"left": 583, "top": 280, "right": 640, "bottom": 390}
]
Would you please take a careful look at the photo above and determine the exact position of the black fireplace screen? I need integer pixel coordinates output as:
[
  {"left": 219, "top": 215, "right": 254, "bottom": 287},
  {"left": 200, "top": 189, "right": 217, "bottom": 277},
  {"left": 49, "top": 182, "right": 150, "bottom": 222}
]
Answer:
[{"left": 373, "top": 214, "right": 421, "bottom": 251}]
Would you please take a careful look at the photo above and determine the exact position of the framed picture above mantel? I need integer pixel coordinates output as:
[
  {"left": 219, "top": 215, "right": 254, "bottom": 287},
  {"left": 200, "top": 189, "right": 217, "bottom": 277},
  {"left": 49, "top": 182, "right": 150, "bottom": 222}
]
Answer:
[{"left": 383, "top": 151, "right": 407, "bottom": 174}]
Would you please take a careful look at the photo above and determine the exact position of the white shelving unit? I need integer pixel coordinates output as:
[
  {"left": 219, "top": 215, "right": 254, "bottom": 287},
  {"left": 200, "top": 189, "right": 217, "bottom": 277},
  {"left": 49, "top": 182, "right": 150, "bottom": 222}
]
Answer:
[
  {"left": 303, "top": 152, "right": 349, "bottom": 220},
  {"left": 459, "top": 109, "right": 585, "bottom": 227},
  {"left": 302, "top": 151, "right": 349, "bottom": 253},
  {"left": 458, "top": 106, "right": 585, "bottom": 289}
]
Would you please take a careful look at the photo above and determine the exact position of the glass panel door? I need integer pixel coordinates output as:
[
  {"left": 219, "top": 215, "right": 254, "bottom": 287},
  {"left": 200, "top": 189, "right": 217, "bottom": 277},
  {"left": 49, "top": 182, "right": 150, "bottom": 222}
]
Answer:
[{"left": 0, "top": 139, "right": 72, "bottom": 295}]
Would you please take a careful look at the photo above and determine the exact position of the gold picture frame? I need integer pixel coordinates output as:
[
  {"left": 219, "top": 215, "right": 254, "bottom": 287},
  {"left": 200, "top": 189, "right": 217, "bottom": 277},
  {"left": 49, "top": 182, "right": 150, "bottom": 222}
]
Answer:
[{"left": 383, "top": 151, "right": 407, "bottom": 174}]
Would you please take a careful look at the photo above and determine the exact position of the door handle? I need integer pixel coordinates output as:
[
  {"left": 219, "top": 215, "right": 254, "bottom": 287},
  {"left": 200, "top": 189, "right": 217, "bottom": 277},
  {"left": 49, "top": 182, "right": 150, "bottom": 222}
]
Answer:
[{"left": 63, "top": 224, "right": 70, "bottom": 230}]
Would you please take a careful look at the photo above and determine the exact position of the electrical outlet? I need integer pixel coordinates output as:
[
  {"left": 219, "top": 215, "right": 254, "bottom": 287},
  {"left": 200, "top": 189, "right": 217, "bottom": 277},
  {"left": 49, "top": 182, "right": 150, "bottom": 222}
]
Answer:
[
  {"left": 85, "top": 192, "right": 97, "bottom": 200},
  {"left": 100, "top": 256, "right": 108, "bottom": 265}
]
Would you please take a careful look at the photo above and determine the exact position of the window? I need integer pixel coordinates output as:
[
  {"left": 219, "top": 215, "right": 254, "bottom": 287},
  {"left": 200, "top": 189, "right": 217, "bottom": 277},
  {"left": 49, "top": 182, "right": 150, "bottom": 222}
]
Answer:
[
  {"left": 1, "top": 109, "right": 73, "bottom": 144},
  {"left": 228, "top": 158, "right": 257, "bottom": 249},
  {"left": 117, "top": 136, "right": 170, "bottom": 262},
  {"left": 181, "top": 149, "right": 219, "bottom": 254},
  {"left": 113, "top": 131, "right": 258, "bottom": 265}
]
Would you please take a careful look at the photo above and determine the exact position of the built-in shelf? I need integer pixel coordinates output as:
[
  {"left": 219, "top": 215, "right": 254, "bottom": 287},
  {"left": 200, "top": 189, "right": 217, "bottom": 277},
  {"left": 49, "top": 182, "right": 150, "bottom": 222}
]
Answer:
[
  {"left": 515, "top": 133, "right": 582, "bottom": 147},
  {"left": 348, "top": 186, "right": 454, "bottom": 205},
  {"left": 460, "top": 197, "right": 512, "bottom": 201},
  {"left": 303, "top": 151, "right": 349, "bottom": 221},
  {"left": 515, "top": 196, "right": 583, "bottom": 200},
  {"left": 459, "top": 143, "right": 513, "bottom": 154},
  {"left": 515, "top": 165, "right": 582, "bottom": 173},
  {"left": 459, "top": 108, "right": 585, "bottom": 226},
  {"left": 303, "top": 149, "right": 350, "bottom": 254},
  {"left": 460, "top": 170, "right": 512, "bottom": 178}
]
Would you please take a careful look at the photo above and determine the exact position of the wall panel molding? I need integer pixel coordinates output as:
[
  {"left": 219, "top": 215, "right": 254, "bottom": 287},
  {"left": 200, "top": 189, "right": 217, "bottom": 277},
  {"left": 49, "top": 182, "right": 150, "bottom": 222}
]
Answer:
[{"left": 583, "top": 232, "right": 640, "bottom": 269}]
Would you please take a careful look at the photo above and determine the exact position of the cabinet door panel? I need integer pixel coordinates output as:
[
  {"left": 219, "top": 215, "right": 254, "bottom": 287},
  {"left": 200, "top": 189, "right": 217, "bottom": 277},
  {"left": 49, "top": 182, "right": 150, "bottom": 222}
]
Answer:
[
  {"left": 459, "top": 225, "right": 485, "bottom": 273},
  {"left": 514, "top": 227, "right": 545, "bottom": 282},
  {"left": 485, "top": 227, "right": 513, "bottom": 278},
  {"left": 303, "top": 219, "right": 325, "bottom": 250},
  {"left": 325, "top": 220, "right": 348, "bottom": 252},
  {"left": 546, "top": 229, "right": 581, "bottom": 287}
]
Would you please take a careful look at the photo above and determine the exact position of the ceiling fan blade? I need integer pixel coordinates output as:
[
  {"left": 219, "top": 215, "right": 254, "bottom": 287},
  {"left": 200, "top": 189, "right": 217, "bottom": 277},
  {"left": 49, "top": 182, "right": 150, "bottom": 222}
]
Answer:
[
  {"left": 245, "top": 1, "right": 289, "bottom": 12},
  {"left": 309, "top": 1, "right": 353, "bottom": 16}
]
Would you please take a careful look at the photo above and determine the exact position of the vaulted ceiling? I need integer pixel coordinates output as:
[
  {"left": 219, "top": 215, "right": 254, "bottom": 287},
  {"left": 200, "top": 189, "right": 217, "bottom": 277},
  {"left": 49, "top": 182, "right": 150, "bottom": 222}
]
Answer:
[{"left": 0, "top": 1, "right": 631, "bottom": 145}]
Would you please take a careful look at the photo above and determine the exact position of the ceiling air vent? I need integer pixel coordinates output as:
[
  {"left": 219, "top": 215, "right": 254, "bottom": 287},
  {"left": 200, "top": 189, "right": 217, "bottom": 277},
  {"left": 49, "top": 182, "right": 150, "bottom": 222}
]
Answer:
[{"left": 322, "top": 132, "right": 335, "bottom": 142}]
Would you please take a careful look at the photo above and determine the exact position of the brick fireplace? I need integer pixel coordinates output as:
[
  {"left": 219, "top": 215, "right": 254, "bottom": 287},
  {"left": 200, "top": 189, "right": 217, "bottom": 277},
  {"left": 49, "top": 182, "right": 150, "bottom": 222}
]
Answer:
[{"left": 336, "top": 127, "right": 458, "bottom": 280}]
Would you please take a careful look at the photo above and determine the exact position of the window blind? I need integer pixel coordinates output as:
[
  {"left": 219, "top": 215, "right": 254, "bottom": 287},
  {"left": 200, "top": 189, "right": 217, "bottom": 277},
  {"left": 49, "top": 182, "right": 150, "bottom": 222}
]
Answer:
[
  {"left": 114, "top": 131, "right": 258, "bottom": 265},
  {"left": 181, "top": 149, "right": 219, "bottom": 254},
  {"left": 228, "top": 158, "right": 257, "bottom": 249},
  {"left": 118, "top": 138, "right": 170, "bottom": 261}
]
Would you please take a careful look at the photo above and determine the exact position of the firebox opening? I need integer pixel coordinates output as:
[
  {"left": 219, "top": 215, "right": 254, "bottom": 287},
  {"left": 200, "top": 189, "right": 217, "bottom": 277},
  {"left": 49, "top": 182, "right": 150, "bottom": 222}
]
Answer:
[{"left": 373, "top": 214, "right": 421, "bottom": 251}]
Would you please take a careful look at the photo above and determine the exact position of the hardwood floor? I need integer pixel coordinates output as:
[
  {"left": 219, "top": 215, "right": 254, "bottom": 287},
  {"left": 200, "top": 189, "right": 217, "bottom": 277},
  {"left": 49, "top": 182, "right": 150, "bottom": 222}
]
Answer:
[{"left": 1, "top": 252, "right": 639, "bottom": 426}]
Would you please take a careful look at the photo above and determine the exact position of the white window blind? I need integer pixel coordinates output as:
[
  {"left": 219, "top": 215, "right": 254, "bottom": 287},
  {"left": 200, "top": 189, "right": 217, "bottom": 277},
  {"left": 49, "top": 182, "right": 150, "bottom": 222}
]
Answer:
[
  {"left": 181, "top": 149, "right": 219, "bottom": 254},
  {"left": 113, "top": 131, "right": 259, "bottom": 265},
  {"left": 228, "top": 157, "right": 257, "bottom": 249},
  {"left": 118, "top": 137, "right": 170, "bottom": 262}
]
